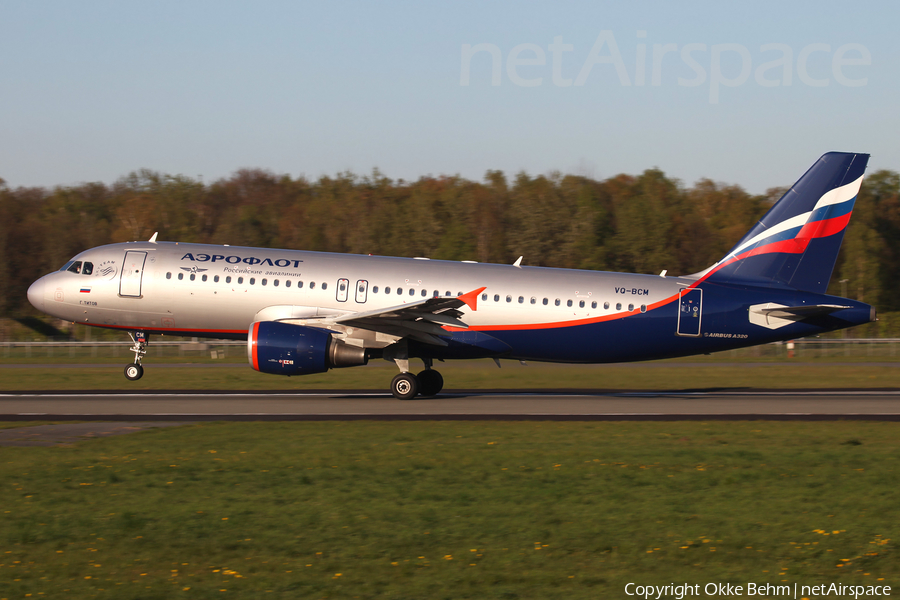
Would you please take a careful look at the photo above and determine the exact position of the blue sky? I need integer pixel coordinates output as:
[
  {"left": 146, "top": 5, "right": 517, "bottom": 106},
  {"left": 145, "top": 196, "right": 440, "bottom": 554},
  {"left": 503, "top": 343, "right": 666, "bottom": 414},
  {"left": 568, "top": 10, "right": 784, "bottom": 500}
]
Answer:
[{"left": 1, "top": 0, "right": 898, "bottom": 193}]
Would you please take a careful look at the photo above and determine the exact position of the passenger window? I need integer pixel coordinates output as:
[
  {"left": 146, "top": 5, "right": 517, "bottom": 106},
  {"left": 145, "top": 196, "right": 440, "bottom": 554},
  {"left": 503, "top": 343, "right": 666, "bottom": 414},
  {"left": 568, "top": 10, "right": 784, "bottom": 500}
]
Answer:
[
  {"left": 616, "top": 303, "right": 622, "bottom": 311},
  {"left": 518, "top": 296, "right": 524, "bottom": 304},
  {"left": 494, "top": 294, "right": 500, "bottom": 302},
  {"left": 542, "top": 298, "right": 548, "bottom": 305},
  {"left": 166, "top": 272, "right": 172, "bottom": 280},
  {"left": 591, "top": 301, "right": 597, "bottom": 309},
  {"left": 604, "top": 302, "right": 609, "bottom": 310},
  {"left": 421, "top": 289, "right": 427, "bottom": 297},
  {"left": 554, "top": 299, "right": 560, "bottom": 306},
  {"left": 481, "top": 293, "right": 488, "bottom": 301},
  {"left": 226, "top": 276, "right": 232, "bottom": 283},
  {"left": 297, "top": 281, "right": 303, "bottom": 288},
  {"left": 397, "top": 287, "right": 402, "bottom": 295},
  {"left": 567, "top": 299, "right": 573, "bottom": 307},
  {"left": 628, "top": 303, "right": 634, "bottom": 311},
  {"left": 285, "top": 280, "right": 291, "bottom": 288},
  {"left": 321, "top": 283, "right": 327, "bottom": 290},
  {"left": 310, "top": 282, "right": 315, "bottom": 289},
  {"left": 202, "top": 275, "right": 207, "bottom": 282},
  {"left": 640, "top": 304, "right": 647, "bottom": 313},
  {"left": 67, "top": 261, "right": 83, "bottom": 274},
  {"left": 238, "top": 277, "right": 243, "bottom": 284},
  {"left": 274, "top": 280, "right": 279, "bottom": 287},
  {"left": 190, "top": 274, "right": 196, "bottom": 281},
  {"left": 457, "top": 292, "right": 463, "bottom": 296},
  {"left": 372, "top": 286, "right": 378, "bottom": 293},
  {"left": 82, "top": 262, "right": 93, "bottom": 275},
  {"left": 339, "top": 282, "right": 346, "bottom": 291},
  {"left": 178, "top": 273, "right": 183, "bottom": 280},
  {"left": 530, "top": 297, "right": 536, "bottom": 304},
  {"left": 433, "top": 290, "right": 440, "bottom": 297},
  {"left": 214, "top": 275, "right": 219, "bottom": 283},
  {"left": 579, "top": 300, "right": 584, "bottom": 308},
  {"left": 249, "top": 278, "right": 255, "bottom": 285},
  {"left": 409, "top": 288, "right": 415, "bottom": 296}
]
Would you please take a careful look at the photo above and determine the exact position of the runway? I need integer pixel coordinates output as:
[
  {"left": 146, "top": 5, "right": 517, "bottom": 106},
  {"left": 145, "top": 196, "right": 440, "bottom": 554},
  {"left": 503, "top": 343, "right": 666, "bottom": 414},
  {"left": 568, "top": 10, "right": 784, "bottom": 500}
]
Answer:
[{"left": 2, "top": 390, "right": 900, "bottom": 420}]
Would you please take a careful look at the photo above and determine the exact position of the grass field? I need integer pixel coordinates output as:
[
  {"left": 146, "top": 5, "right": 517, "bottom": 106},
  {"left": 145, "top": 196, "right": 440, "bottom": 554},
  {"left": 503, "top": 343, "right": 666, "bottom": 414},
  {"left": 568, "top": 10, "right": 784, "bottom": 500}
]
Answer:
[
  {"left": 2, "top": 360, "right": 900, "bottom": 391},
  {"left": 0, "top": 421, "right": 897, "bottom": 599}
]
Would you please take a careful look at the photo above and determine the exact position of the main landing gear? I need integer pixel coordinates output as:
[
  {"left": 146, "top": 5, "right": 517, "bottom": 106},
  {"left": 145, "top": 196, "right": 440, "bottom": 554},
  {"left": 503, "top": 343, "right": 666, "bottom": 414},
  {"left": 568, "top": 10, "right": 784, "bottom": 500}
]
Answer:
[
  {"left": 384, "top": 341, "right": 444, "bottom": 400},
  {"left": 124, "top": 331, "right": 147, "bottom": 381},
  {"left": 390, "top": 368, "right": 444, "bottom": 400}
]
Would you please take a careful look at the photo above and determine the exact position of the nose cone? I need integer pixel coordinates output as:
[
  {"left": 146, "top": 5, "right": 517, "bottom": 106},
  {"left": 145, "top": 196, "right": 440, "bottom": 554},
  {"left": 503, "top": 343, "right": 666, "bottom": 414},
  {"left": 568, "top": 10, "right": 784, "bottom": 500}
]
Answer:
[{"left": 27, "top": 278, "right": 45, "bottom": 312}]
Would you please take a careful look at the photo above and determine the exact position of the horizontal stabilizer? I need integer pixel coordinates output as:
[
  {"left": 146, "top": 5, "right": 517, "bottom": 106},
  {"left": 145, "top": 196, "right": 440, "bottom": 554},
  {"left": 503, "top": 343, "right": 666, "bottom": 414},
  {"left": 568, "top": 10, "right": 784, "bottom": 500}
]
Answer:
[
  {"left": 755, "top": 304, "right": 851, "bottom": 319},
  {"left": 748, "top": 303, "right": 851, "bottom": 330}
]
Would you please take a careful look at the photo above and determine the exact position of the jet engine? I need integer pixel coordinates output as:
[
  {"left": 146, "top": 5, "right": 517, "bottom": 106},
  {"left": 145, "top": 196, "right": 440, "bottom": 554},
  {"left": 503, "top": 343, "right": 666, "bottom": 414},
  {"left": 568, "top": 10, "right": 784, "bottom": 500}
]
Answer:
[{"left": 248, "top": 321, "right": 367, "bottom": 375}]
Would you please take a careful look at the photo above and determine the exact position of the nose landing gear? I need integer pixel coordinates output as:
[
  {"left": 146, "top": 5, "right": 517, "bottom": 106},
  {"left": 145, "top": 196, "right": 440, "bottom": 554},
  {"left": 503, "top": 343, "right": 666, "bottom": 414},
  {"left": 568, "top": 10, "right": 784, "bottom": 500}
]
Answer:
[{"left": 124, "top": 331, "right": 147, "bottom": 381}]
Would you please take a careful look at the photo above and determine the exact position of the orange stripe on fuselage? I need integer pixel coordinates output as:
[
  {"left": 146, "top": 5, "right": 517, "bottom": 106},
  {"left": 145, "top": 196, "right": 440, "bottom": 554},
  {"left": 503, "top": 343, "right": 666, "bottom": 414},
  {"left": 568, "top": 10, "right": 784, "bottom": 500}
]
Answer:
[{"left": 445, "top": 292, "right": 683, "bottom": 332}]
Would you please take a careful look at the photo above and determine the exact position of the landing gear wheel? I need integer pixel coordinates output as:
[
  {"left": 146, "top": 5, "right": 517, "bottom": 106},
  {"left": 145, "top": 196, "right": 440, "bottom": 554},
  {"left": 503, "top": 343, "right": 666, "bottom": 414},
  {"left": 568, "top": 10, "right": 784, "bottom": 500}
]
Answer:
[
  {"left": 391, "top": 373, "right": 419, "bottom": 400},
  {"left": 124, "top": 363, "right": 144, "bottom": 381},
  {"left": 416, "top": 369, "right": 443, "bottom": 397}
]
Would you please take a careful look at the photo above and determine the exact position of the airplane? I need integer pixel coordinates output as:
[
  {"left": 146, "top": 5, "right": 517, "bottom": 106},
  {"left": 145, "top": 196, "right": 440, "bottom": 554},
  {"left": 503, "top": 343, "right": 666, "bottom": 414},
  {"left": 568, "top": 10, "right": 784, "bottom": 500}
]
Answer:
[{"left": 27, "top": 152, "right": 874, "bottom": 399}]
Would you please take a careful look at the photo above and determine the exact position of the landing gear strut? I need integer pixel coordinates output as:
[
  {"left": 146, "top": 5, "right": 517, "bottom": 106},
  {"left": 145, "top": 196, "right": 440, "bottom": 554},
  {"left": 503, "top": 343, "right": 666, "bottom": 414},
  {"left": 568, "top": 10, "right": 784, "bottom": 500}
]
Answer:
[
  {"left": 385, "top": 344, "right": 444, "bottom": 399},
  {"left": 124, "top": 331, "right": 147, "bottom": 381}
]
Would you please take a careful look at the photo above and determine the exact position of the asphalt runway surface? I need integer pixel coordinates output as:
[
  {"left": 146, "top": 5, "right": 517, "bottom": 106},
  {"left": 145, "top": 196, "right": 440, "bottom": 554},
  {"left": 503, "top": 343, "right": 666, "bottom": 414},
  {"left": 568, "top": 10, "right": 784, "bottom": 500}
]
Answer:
[
  {"left": 4, "top": 362, "right": 900, "bottom": 368},
  {"left": 2, "top": 389, "right": 900, "bottom": 421}
]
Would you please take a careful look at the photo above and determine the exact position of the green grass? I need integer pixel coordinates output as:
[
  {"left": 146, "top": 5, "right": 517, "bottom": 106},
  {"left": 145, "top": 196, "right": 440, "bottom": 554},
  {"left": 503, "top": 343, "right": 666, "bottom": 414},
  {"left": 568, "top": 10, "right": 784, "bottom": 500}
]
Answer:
[
  {"left": 2, "top": 361, "right": 900, "bottom": 391},
  {"left": 0, "top": 422, "right": 897, "bottom": 598}
]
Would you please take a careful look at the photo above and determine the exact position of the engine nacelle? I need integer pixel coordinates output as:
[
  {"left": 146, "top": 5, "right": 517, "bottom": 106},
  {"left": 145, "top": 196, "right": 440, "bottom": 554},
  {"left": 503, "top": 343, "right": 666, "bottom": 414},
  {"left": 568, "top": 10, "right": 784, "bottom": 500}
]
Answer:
[{"left": 248, "top": 321, "right": 367, "bottom": 376}]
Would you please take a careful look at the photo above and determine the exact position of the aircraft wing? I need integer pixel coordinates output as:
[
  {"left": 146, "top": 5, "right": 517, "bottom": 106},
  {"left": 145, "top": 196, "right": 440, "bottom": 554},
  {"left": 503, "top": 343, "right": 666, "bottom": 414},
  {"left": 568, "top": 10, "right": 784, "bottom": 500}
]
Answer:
[{"left": 330, "top": 286, "right": 486, "bottom": 346}]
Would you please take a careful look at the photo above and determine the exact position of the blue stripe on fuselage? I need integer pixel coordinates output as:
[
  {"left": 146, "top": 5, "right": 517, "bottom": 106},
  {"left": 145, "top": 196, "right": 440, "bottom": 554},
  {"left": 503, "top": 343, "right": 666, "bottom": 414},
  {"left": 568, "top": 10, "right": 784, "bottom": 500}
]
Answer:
[{"left": 428, "top": 283, "right": 872, "bottom": 363}]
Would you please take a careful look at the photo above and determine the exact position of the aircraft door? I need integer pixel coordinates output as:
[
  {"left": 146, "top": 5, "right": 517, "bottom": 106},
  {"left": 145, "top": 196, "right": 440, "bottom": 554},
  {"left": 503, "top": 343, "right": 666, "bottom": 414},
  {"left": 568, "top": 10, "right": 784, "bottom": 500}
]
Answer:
[
  {"left": 119, "top": 251, "right": 148, "bottom": 297},
  {"left": 336, "top": 278, "right": 349, "bottom": 302},
  {"left": 676, "top": 288, "right": 702, "bottom": 336},
  {"left": 355, "top": 280, "right": 368, "bottom": 303}
]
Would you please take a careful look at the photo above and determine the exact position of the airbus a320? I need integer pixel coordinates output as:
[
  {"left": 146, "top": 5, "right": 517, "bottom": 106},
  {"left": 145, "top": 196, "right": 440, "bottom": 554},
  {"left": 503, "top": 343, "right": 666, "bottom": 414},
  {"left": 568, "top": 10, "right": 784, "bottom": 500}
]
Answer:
[{"left": 27, "top": 152, "right": 874, "bottom": 398}]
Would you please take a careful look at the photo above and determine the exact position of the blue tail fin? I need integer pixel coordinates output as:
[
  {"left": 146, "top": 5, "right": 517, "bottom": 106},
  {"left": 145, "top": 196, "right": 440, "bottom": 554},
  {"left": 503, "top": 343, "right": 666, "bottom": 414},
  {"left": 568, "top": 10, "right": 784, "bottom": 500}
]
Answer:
[{"left": 697, "top": 152, "right": 868, "bottom": 293}]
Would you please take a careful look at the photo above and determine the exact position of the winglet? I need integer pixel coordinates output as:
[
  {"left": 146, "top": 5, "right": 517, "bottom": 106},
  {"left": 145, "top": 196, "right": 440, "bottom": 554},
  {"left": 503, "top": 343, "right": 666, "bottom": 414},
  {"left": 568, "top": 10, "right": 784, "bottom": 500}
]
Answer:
[
  {"left": 149, "top": 232, "right": 158, "bottom": 243},
  {"left": 459, "top": 286, "right": 486, "bottom": 311},
  {"left": 513, "top": 256, "right": 523, "bottom": 267}
]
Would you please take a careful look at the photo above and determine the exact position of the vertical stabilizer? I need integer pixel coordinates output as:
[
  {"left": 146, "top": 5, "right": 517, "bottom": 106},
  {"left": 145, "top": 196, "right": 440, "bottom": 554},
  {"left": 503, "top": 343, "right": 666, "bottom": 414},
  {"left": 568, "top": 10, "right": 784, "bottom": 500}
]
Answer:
[{"left": 698, "top": 152, "right": 868, "bottom": 293}]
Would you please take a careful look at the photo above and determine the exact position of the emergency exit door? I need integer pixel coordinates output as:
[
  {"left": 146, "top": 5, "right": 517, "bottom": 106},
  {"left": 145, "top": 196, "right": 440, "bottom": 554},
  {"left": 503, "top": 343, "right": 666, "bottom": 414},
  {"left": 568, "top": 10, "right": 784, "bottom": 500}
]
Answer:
[
  {"left": 119, "top": 251, "right": 148, "bottom": 297},
  {"left": 355, "top": 280, "right": 368, "bottom": 303},
  {"left": 676, "top": 288, "right": 702, "bottom": 336}
]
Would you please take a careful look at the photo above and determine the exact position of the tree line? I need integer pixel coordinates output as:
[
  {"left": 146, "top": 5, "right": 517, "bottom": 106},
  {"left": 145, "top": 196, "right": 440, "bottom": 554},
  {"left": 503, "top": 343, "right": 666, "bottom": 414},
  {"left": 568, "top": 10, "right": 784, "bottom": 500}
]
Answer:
[{"left": 1, "top": 165, "right": 898, "bottom": 318}]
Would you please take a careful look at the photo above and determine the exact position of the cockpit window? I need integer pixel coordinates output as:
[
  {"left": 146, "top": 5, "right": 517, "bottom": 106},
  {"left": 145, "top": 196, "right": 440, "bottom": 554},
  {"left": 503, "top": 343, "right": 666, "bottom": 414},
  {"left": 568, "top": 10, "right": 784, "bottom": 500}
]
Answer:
[
  {"left": 59, "top": 261, "right": 75, "bottom": 272},
  {"left": 66, "top": 261, "right": 83, "bottom": 274},
  {"left": 82, "top": 262, "right": 93, "bottom": 275}
]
